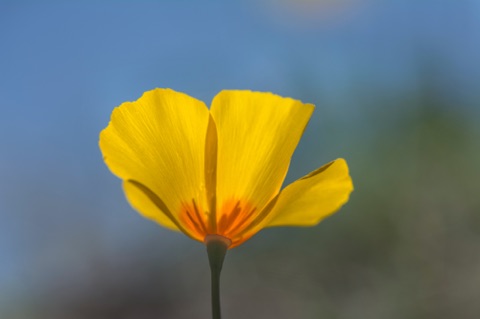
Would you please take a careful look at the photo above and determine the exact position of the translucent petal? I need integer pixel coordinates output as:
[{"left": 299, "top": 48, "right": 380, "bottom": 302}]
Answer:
[
  {"left": 210, "top": 90, "right": 314, "bottom": 238},
  {"left": 123, "top": 180, "right": 179, "bottom": 231},
  {"left": 265, "top": 158, "right": 353, "bottom": 227},
  {"left": 99, "top": 89, "right": 210, "bottom": 234}
]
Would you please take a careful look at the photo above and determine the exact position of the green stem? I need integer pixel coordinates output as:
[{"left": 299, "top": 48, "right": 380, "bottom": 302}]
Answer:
[{"left": 205, "top": 235, "right": 230, "bottom": 319}]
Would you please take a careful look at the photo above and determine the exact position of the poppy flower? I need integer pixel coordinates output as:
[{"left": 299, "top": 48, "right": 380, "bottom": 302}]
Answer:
[{"left": 99, "top": 89, "right": 353, "bottom": 249}]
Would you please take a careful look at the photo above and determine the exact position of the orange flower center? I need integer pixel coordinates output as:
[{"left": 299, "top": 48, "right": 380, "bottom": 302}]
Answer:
[{"left": 179, "top": 198, "right": 257, "bottom": 243}]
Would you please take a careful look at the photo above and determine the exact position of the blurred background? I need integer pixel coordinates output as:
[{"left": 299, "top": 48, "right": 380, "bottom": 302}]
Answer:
[{"left": 1, "top": 1, "right": 479, "bottom": 318}]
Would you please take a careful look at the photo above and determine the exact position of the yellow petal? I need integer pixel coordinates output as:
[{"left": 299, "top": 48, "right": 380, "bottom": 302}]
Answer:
[
  {"left": 265, "top": 158, "right": 353, "bottom": 227},
  {"left": 123, "top": 180, "right": 179, "bottom": 231},
  {"left": 210, "top": 90, "right": 314, "bottom": 241},
  {"left": 99, "top": 89, "right": 210, "bottom": 237}
]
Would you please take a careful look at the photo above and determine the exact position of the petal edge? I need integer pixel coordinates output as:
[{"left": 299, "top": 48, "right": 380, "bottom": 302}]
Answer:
[
  {"left": 210, "top": 90, "right": 315, "bottom": 227},
  {"left": 265, "top": 158, "right": 353, "bottom": 227}
]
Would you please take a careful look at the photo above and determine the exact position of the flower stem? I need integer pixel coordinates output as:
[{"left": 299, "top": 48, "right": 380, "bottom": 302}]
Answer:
[{"left": 205, "top": 235, "right": 230, "bottom": 319}]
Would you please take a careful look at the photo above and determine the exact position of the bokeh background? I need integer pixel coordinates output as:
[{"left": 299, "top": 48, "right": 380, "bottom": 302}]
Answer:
[{"left": 1, "top": 1, "right": 479, "bottom": 318}]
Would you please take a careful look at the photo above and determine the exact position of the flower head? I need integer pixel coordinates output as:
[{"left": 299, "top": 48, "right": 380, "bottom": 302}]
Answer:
[{"left": 100, "top": 89, "right": 353, "bottom": 248}]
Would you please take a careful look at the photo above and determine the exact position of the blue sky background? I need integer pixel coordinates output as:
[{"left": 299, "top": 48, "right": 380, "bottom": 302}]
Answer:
[{"left": 1, "top": 1, "right": 479, "bottom": 318}]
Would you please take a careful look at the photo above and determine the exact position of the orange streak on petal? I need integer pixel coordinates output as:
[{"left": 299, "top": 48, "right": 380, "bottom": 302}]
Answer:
[
  {"left": 217, "top": 199, "right": 257, "bottom": 242},
  {"left": 179, "top": 200, "right": 210, "bottom": 241},
  {"left": 179, "top": 198, "right": 259, "bottom": 247}
]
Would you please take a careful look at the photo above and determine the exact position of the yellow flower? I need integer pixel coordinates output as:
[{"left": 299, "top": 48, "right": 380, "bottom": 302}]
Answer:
[{"left": 99, "top": 89, "right": 353, "bottom": 248}]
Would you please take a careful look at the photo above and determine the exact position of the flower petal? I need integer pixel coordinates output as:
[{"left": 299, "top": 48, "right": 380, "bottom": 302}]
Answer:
[
  {"left": 265, "top": 158, "right": 353, "bottom": 227},
  {"left": 210, "top": 90, "right": 314, "bottom": 235},
  {"left": 99, "top": 89, "right": 210, "bottom": 234},
  {"left": 123, "top": 180, "right": 179, "bottom": 231}
]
